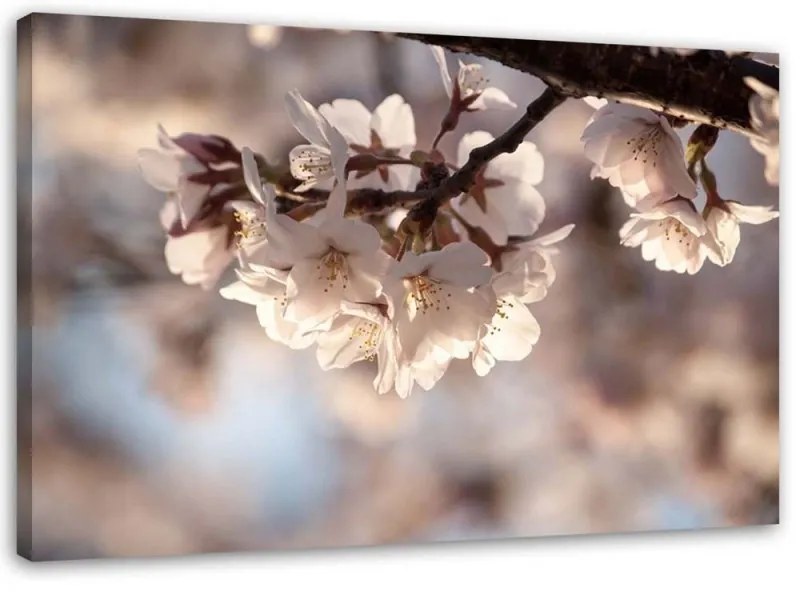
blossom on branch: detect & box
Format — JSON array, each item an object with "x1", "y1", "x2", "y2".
[
  {"x1": 319, "y1": 95, "x2": 417, "y2": 191},
  {"x1": 581, "y1": 103, "x2": 697, "y2": 208},
  {"x1": 430, "y1": 46, "x2": 516, "y2": 111},
  {"x1": 472, "y1": 224, "x2": 573, "y2": 376},
  {"x1": 619, "y1": 197, "x2": 718, "y2": 275},
  {"x1": 451, "y1": 130, "x2": 546, "y2": 246},
  {"x1": 241, "y1": 144, "x2": 393, "y2": 332},
  {"x1": 162, "y1": 205, "x2": 236, "y2": 289},
  {"x1": 139, "y1": 43, "x2": 777, "y2": 400},
  {"x1": 704, "y1": 199, "x2": 779, "y2": 266},
  {"x1": 314, "y1": 301, "x2": 398, "y2": 395},
  {"x1": 138, "y1": 124, "x2": 241, "y2": 227},
  {"x1": 138, "y1": 126, "x2": 247, "y2": 289},
  {"x1": 286, "y1": 89, "x2": 350, "y2": 191},
  {"x1": 386, "y1": 241, "x2": 494, "y2": 397},
  {"x1": 220, "y1": 266, "x2": 317, "y2": 350}
]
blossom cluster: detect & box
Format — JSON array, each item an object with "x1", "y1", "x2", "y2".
[
  {"x1": 138, "y1": 47, "x2": 572, "y2": 397},
  {"x1": 580, "y1": 99, "x2": 778, "y2": 274},
  {"x1": 137, "y1": 45, "x2": 778, "y2": 396}
]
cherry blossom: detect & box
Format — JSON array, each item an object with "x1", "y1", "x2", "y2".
[
  {"x1": 581, "y1": 103, "x2": 697, "y2": 207},
  {"x1": 497, "y1": 224, "x2": 575, "y2": 303},
  {"x1": 394, "y1": 348, "x2": 452, "y2": 399},
  {"x1": 704, "y1": 200, "x2": 779, "y2": 266},
  {"x1": 231, "y1": 147, "x2": 320, "y2": 269},
  {"x1": 135, "y1": 43, "x2": 781, "y2": 401},
  {"x1": 472, "y1": 224, "x2": 573, "y2": 376},
  {"x1": 619, "y1": 197, "x2": 718, "y2": 274},
  {"x1": 744, "y1": 76, "x2": 779, "y2": 186},
  {"x1": 249, "y1": 136, "x2": 395, "y2": 335},
  {"x1": 314, "y1": 301, "x2": 398, "y2": 395},
  {"x1": 160, "y1": 200, "x2": 235, "y2": 289},
  {"x1": 237, "y1": 145, "x2": 393, "y2": 333},
  {"x1": 285, "y1": 89, "x2": 350, "y2": 191},
  {"x1": 220, "y1": 266, "x2": 317, "y2": 349},
  {"x1": 451, "y1": 131, "x2": 546, "y2": 246},
  {"x1": 247, "y1": 24, "x2": 283, "y2": 50},
  {"x1": 280, "y1": 189, "x2": 394, "y2": 331},
  {"x1": 472, "y1": 290, "x2": 540, "y2": 377},
  {"x1": 430, "y1": 46, "x2": 516, "y2": 111},
  {"x1": 387, "y1": 241, "x2": 494, "y2": 396},
  {"x1": 319, "y1": 94, "x2": 417, "y2": 191},
  {"x1": 138, "y1": 124, "x2": 240, "y2": 227}
]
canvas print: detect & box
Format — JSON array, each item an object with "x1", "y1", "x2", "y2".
[{"x1": 17, "y1": 13, "x2": 779, "y2": 560}]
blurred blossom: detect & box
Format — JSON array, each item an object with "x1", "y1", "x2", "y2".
[{"x1": 247, "y1": 24, "x2": 283, "y2": 50}]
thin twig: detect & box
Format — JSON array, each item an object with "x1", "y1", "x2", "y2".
[{"x1": 345, "y1": 87, "x2": 565, "y2": 213}]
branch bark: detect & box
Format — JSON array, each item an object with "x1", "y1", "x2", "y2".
[
  {"x1": 398, "y1": 34, "x2": 778, "y2": 139},
  {"x1": 347, "y1": 87, "x2": 565, "y2": 214}
]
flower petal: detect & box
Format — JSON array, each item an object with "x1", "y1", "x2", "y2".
[
  {"x1": 318, "y1": 99, "x2": 372, "y2": 146},
  {"x1": 534, "y1": 224, "x2": 575, "y2": 247},
  {"x1": 284, "y1": 258, "x2": 345, "y2": 330},
  {"x1": 481, "y1": 296, "x2": 541, "y2": 362},
  {"x1": 164, "y1": 226, "x2": 233, "y2": 289},
  {"x1": 488, "y1": 141, "x2": 544, "y2": 185},
  {"x1": 452, "y1": 194, "x2": 509, "y2": 246},
  {"x1": 320, "y1": 216, "x2": 382, "y2": 254},
  {"x1": 488, "y1": 180, "x2": 546, "y2": 237},
  {"x1": 241, "y1": 146, "x2": 267, "y2": 204},
  {"x1": 427, "y1": 241, "x2": 492, "y2": 287},
  {"x1": 430, "y1": 46, "x2": 453, "y2": 97},
  {"x1": 727, "y1": 201, "x2": 779, "y2": 225},
  {"x1": 457, "y1": 131, "x2": 495, "y2": 167},
  {"x1": 371, "y1": 94, "x2": 416, "y2": 150},
  {"x1": 471, "y1": 86, "x2": 517, "y2": 110},
  {"x1": 315, "y1": 316, "x2": 372, "y2": 369},
  {"x1": 137, "y1": 149, "x2": 182, "y2": 192},
  {"x1": 256, "y1": 299, "x2": 316, "y2": 349},
  {"x1": 285, "y1": 89, "x2": 329, "y2": 147},
  {"x1": 176, "y1": 177, "x2": 208, "y2": 226}
]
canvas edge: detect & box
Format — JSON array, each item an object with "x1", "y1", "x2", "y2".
[{"x1": 16, "y1": 11, "x2": 34, "y2": 562}]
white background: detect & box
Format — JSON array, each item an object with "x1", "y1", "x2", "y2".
[{"x1": 2, "y1": 0, "x2": 795, "y2": 589}]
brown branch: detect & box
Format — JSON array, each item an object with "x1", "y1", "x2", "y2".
[
  {"x1": 346, "y1": 87, "x2": 565, "y2": 214},
  {"x1": 398, "y1": 34, "x2": 778, "y2": 139}
]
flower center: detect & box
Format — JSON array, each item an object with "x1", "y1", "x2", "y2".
[
  {"x1": 487, "y1": 298, "x2": 514, "y2": 337},
  {"x1": 349, "y1": 320, "x2": 382, "y2": 361},
  {"x1": 291, "y1": 147, "x2": 332, "y2": 180},
  {"x1": 317, "y1": 249, "x2": 349, "y2": 292},
  {"x1": 405, "y1": 276, "x2": 452, "y2": 314},
  {"x1": 626, "y1": 124, "x2": 664, "y2": 166},
  {"x1": 658, "y1": 218, "x2": 693, "y2": 246},
  {"x1": 232, "y1": 209, "x2": 266, "y2": 246},
  {"x1": 458, "y1": 64, "x2": 488, "y2": 97}
]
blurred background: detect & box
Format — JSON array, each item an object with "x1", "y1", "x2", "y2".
[{"x1": 19, "y1": 13, "x2": 779, "y2": 560}]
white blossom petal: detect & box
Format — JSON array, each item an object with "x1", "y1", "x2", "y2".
[
  {"x1": 137, "y1": 149, "x2": 182, "y2": 192},
  {"x1": 726, "y1": 201, "x2": 779, "y2": 225},
  {"x1": 370, "y1": 94, "x2": 416, "y2": 150},
  {"x1": 256, "y1": 299, "x2": 317, "y2": 349},
  {"x1": 318, "y1": 99, "x2": 372, "y2": 146},
  {"x1": 285, "y1": 89, "x2": 329, "y2": 147},
  {"x1": 430, "y1": 46, "x2": 453, "y2": 98},
  {"x1": 164, "y1": 225, "x2": 234, "y2": 289},
  {"x1": 470, "y1": 86, "x2": 517, "y2": 110},
  {"x1": 426, "y1": 242, "x2": 492, "y2": 287},
  {"x1": 488, "y1": 141, "x2": 544, "y2": 186}
]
